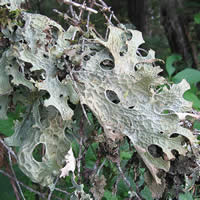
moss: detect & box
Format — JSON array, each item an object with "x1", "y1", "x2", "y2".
[{"x1": 0, "y1": 7, "x2": 23, "y2": 28}]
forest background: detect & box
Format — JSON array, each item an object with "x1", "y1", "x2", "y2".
[{"x1": 0, "y1": 0, "x2": 200, "y2": 199}]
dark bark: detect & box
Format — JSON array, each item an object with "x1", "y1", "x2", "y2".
[
  {"x1": 160, "y1": 0, "x2": 198, "y2": 68},
  {"x1": 127, "y1": 0, "x2": 149, "y2": 34}
]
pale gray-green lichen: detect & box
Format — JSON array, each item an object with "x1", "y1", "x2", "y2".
[
  {"x1": 1, "y1": 3, "x2": 198, "y2": 187},
  {"x1": 75, "y1": 26, "x2": 197, "y2": 184},
  {"x1": 5, "y1": 101, "x2": 72, "y2": 187},
  {"x1": 1, "y1": 8, "x2": 79, "y2": 187}
]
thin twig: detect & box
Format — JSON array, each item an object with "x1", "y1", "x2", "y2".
[
  {"x1": 70, "y1": 5, "x2": 76, "y2": 18},
  {"x1": 116, "y1": 162, "x2": 142, "y2": 200},
  {"x1": 86, "y1": 0, "x2": 95, "y2": 32},
  {"x1": 90, "y1": 27, "x2": 105, "y2": 40},
  {"x1": 113, "y1": 175, "x2": 121, "y2": 196},
  {"x1": 47, "y1": 176, "x2": 60, "y2": 200},
  {"x1": 86, "y1": 11, "x2": 91, "y2": 32},
  {"x1": 102, "y1": 12, "x2": 114, "y2": 26},
  {"x1": 7, "y1": 150, "x2": 25, "y2": 200},
  {"x1": 0, "y1": 139, "x2": 26, "y2": 199},
  {"x1": 96, "y1": 159, "x2": 106, "y2": 176},
  {"x1": 78, "y1": 0, "x2": 86, "y2": 20},
  {"x1": 0, "y1": 170, "x2": 46, "y2": 199},
  {"x1": 77, "y1": 136, "x2": 83, "y2": 181},
  {"x1": 55, "y1": 187, "x2": 70, "y2": 195},
  {"x1": 96, "y1": 0, "x2": 120, "y2": 24},
  {"x1": 0, "y1": 139, "x2": 18, "y2": 160},
  {"x1": 68, "y1": 70, "x2": 91, "y2": 125},
  {"x1": 77, "y1": 118, "x2": 84, "y2": 183},
  {"x1": 63, "y1": 0, "x2": 98, "y2": 14},
  {"x1": 7, "y1": 168, "x2": 21, "y2": 200},
  {"x1": 105, "y1": 11, "x2": 113, "y2": 40}
]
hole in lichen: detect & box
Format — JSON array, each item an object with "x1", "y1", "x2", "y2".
[
  {"x1": 157, "y1": 169, "x2": 165, "y2": 178},
  {"x1": 43, "y1": 54, "x2": 49, "y2": 59},
  {"x1": 0, "y1": 105, "x2": 2, "y2": 110},
  {"x1": 90, "y1": 52, "x2": 96, "y2": 56},
  {"x1": 128, "y1": 106, "x2": 135, "y2": 109},
  {"x1": 100, "y1": 59, "x2": 114, "y2": 70},
  {"x1": 170, "y1": 133, "x2": 179, "y2": 138},
  {"x1": 57, "y1": 68, "x2": 68, "y2": 82},
  {"x1": 74, "y1": 65, "x2": 81, "y2": 71},
  {"x1": 126, "y1": 31, "x2": 132, "y2": 41},
  {"x1": 83, "y1": 55, "x2": 90, "y2": 61},
  {"x1": 134, "y1": 65, "x2": 139, "y2": 72},
  {"x1": 171, "y1": 149, "x2": 179, "y2": 158},
  {"x1": 67, "y1": 99, "x2": 77, "y2": 110},
  {"x1": 105, "y1": 90, "x2": 120, "y2": 104},
  {"x1": 148, "y1": 144, "x2": 164, "y2": 158},
  {"x1": 32, "y1": 143, "x2": 46, "y2": 162},
  {"x1": 30, "y1": 69, "x2": 46, "y2": 82},
  {"x1": 13, "y1": 25, "x2": 18, "y2": 32},
  {"x1": 53, "y1": 134, "x2": 59, "y2": 140},
  {"x1": 160, "y1": 131, "x2": 164, "y2": 134},
  {"x1": 150, "y1": 85, "x2": 166, "y2": 95},
  {"x1": 170, "y1": 133, "x2": 190, "y2": 146},
  {"x1": 50, "y1": 25, "x2": 59, "y2": 41},
  {"x1": 60, "y1": 94, "x2": 63, "y2": 98},
  {"x1": 136, "y1": 44, "x2": 149, "y2": 57},
  {"x1": 120, "y1": 45, "x2": 128, "y2": 56},
  {"x1": 89, "y1": 44, "x2": 103, "y2": 52},
  {"x1": 161, "y1": 110, "x2": 171, "y2": 114}
]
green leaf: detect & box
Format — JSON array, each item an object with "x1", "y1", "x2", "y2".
[
  {"x1": 179, "y1": 192, "x2": 193, "y2": 200},
  {"x1": 183, "y1": 90, "x2": 200, "y2": 110},
  {"x1": 117, "y1": 179, "x2": 129, "y2": 198},
  {"x1": 194, "y1": 13, "x2": 200, "y2": 24},
  {"x1": 194, "y1": 121, "x2": 200, "y2": 130},
  {"x1": 103, "y1": 190, "x2": 118, "y2": 200},
  {"x1": 0, "y1": 118, "x2": 14, "y2": 136},
  {"x1": 120, "y1": 151, "x2": 132, "y2": 160},
  {"x1": 166, "y1": 54, "x2": 182, "y2": 77},
  {"x1": 85, "y1": 143, "x2": 98, "y2": 168},
  {"x1": 141, "y1": 186, "x2": 153, "y2": 200},
  {"x1": 0, "y1": 104, "x2": 25, "y2": 136},
  {"x1": 87, "y1": 112, "x2": 94, "y2": 124},
  {"x1": 172, "y1": 68, "x2": 200, "y2": 85}
]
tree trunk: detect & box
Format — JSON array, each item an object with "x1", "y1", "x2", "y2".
[
  {"x1": 127, "y1": 0, "x2": 149, "y2": 34},
  {"x1": 160, "y1": 0, "x2": 198, "y2": 68}
]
